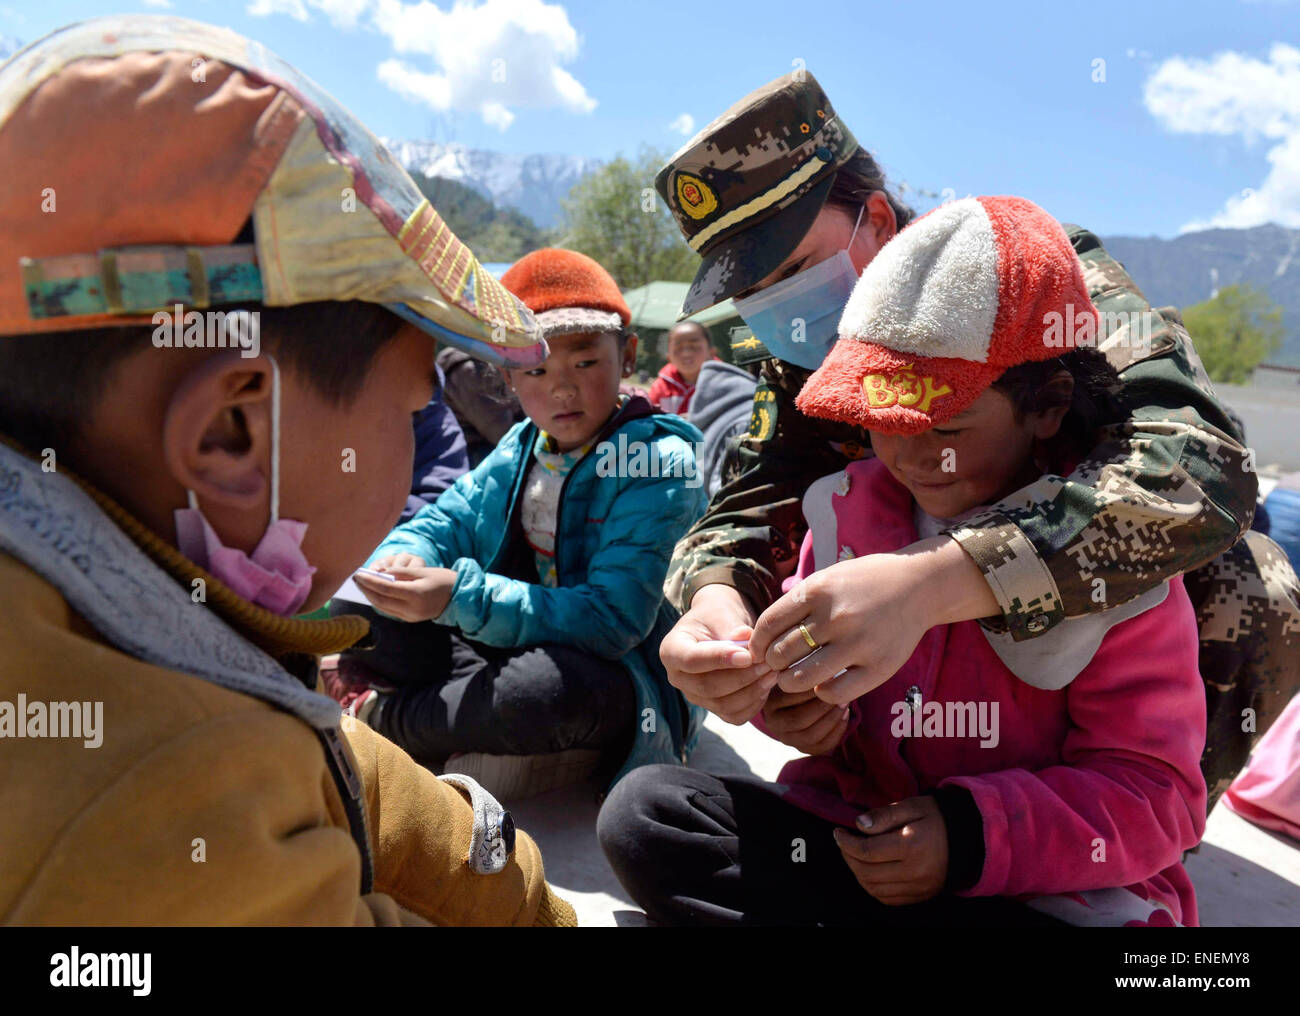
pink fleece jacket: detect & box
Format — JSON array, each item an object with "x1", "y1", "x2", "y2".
[{"x1": 773, "y1": 457, "x2": 1208, "y2": 925}]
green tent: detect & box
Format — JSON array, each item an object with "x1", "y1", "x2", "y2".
[{"x1": 622, "y1": 281, "x2": 744, "y2": 376}]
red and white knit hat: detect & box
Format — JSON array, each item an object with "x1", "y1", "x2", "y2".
[
  {"x1": 796, "y1": 195, "x2": 1099, "y2": 435},
  {"x1": 501, "y1": 248, "x2": 631, "y2": 341}
]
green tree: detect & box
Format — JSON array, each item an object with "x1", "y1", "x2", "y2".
[
  {"x1": 1182, "y1": 284, "x2": 1285, "y2": 385},
  {"x1": 557, "y1": 146, "x2": 699, "y2": 289}
]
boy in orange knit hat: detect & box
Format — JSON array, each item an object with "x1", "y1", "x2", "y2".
[{"x1": 337, "y1": 249, "x2": 710, "y2": 799}]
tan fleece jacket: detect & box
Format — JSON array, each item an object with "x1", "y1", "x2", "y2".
[{"x1": 0, "y1": 488, "x2": 575, "y2": 926}]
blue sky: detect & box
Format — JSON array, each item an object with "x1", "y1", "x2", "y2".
[{"x1": 3, "y1": 0, "x2": 1298, "y2": 237}]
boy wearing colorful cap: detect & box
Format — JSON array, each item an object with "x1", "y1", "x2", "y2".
[
  {"x1": 0, "y1": 17, "x2": 575, "y2": 925},
  {"x1": 601, "y1": 197, "x2": 1207, "y2": 927},
  {"x1": 341, "y1": 248, "x2": 709, "y2": 798}
]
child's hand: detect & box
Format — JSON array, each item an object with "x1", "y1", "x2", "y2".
[
  {"x1": 369, "y1": 553, "x2": 426, "y2": 572},
  {"x1": 761, "y1": 687, "x2": 850, "y2": 755},
  {"x1": 354, "y1": 562, "x2": 457, "y2": 622},
  {"x1": 833, "y1": 796, "x2": 949, "y2": 906}
]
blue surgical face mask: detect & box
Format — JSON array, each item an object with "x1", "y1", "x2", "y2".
[{"x1": 732, "y1": 205, "x2": 865, "y2": 371}]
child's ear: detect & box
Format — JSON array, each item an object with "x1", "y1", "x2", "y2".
[
  {"x1": 161, "y1": 352, "x2": 274, "y2": 511},
  {"x1": 1029, "y1": 371, "x2": 1074, "y2": 441},
  {"x1": 621, "y1": 332, "x2": 639, "y2": 377}
]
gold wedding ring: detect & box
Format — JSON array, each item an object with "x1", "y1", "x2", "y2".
[{"x1": 798, "y1": 622, "x2": 818, "y2": 651}]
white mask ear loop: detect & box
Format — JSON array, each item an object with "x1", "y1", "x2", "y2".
[
  {"x1": 847, "y1": 203, "x2": 866, "y2": 250},
  {"x1": 267, "y1": 354, "x2": 282, "y2": 525},
  {"x1": 184, "y1": 356, "x2": 282, "y2": 525}
]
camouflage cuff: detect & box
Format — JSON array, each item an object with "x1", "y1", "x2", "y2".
[
  {"x1": 680, "y1": 565, "x2": 773, "y2": 620},
  {"x1": 945, "y1": 513, "x2": 1067, "y2": 642}
]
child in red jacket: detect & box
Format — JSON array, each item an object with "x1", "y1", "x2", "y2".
[
  {"x1": 599, "y1": 196, "x2": 1207, "y2": 927},
  {"x1": 648, "y1": 321, "x2": 715, "y2": 415}
]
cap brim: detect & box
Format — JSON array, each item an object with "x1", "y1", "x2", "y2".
[
  {"x1": 533, "y1": 307, "x2": 625, "y2": 340},
  {"x1": 679, "y1": 175, "x2": 834, "y2": 318},
  {"x1": 795, "y1": 340, "x2": 1002, "y2": 436},
  {"x1": 386, "y1": 302, "x2": 548, "y2": 368}
]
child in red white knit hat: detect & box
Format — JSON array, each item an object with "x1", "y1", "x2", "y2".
[
  {"x1": 342, "y1": 248, "x2": 709, "y2": 799},
  {"x1": 599, "y1": 198, "x2": 1208, "y2": 928},
  {"x1": 768, "y1": 196, "x2": 1208, "y2": 925}
]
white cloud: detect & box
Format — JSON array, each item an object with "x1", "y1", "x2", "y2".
[
  {"x1": 668, "y1": 112, "x2": 694, "y2": 136},
  {"x1": 248, "y1": 0, "x2": 595, "y2": 130},
  {"x1": 247, "y1": 0, "x2": 377, "y2": 29},
  {"x1": 142, "y1": 0, "x2": 174, "y2": 9},
  {"x1": 247, "y1": 0, "x2": 311, "y2": 20},
  {"x1": 370, "y1": 0, "x2": 596, "y2": 130},
  {"x1": 1144, "y1": 42, "x2": 1300, "y2": 229}
]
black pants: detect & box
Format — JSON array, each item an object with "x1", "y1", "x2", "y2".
[
  {"x1": 332, "y1": 601, "x2": 635, "y2": 769},
  {"x1": 597, "y1": 765, "x2": 1065, "y2": 927}
]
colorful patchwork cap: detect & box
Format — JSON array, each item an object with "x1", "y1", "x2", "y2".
[
  {"x1": 0, "y1": 15, "x2": 545, "y2": 367},
  {"x1": 655, "y1": 71, "x2": 859, "y2": 318},
  {"x1": 796, "y1": 196, "x2": 1099, "y2": 435}
]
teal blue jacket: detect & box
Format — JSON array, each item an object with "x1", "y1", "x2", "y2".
[{"x1": 370, "y1": 397, "x2": 710, "y2": 786}]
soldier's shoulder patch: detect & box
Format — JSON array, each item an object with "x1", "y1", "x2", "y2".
[{"x1": 748, "y1": 379, "x2": 778, "y2": 441}]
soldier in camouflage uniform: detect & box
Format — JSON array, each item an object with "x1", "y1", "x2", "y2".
[{"x1": 654, "y1": 72, "x2": 1300, "y2": 810}]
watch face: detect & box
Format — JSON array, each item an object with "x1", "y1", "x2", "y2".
[{"x1": 500, "y1": 811, "x2": 516, "y2": 857}]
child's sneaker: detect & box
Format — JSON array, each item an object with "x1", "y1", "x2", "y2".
[{"x1": 442, "y1": 749, "x2": 603, "y2": 800}]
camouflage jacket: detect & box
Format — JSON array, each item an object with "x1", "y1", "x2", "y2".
[{"x1": 665, "y1": 225, "x2": 1258, "y2": 642}]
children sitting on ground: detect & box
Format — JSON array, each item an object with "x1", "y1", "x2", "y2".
[
  {"x1": 332, "y1": 248, "x2": 709, "y2": 799},
  {"x1": 648, "y1": 321, "x2": 716, "y2": 415},
  {"x1": 599, "y1": 196, "x2": 1208, "y2": 927},
  {"x1": 0, "y1": 15, "x2": 574, "y2": 926}
]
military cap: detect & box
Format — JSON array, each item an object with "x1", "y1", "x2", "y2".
[{"x1": 656, "y1": 71, "x2": 859, "y2": 318}]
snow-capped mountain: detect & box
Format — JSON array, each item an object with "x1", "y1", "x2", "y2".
[{"x1": 384, "y1": 139, "x2": 602, "y2": 229}]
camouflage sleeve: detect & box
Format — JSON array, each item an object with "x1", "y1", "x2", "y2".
[
  {"x1": 663, "y1": 358, "x2": 855, "y2": 614},
  {"x1": 947, "y1": 224, "x2": 1258, "y2": 641}
]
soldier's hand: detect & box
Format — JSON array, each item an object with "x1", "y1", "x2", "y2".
[
  {"x1": 659, "y1": 584, "x2": 778, "y2": 724},
  {"x1": 748, "y1": 536, "x2": 998, "y2": 705},
  {"x1": 761, "y1": 687, "x2": 850, "y2": 755}
]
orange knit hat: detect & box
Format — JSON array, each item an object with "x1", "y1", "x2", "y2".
[{"x1": 501, "y1": 248, "x2": 631, "y2": 340}]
